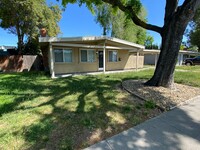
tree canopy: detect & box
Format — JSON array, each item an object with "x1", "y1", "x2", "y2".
[
  {"x1": 0, "y1": 0, "x2": 62, "y2": 53},
  {"x1": 93, "y1": 2, "x2": 147, "y2": 45},
  {"x1": 111, "y1": 6, "x2": 147, "y2": 45},
  {"x1": 94, "y1": 3, "x2": 112, "y2": 36},
  {"x1": 187, "y1": 8, "x2": 200, "y2": 51}
]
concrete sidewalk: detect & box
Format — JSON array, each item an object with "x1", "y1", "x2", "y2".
[{"x1": 84, "y1": 97, "x2": 200, "y2": 150}]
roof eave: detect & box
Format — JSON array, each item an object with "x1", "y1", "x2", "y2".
[{"x1": 39, "y1": 36, "x2": 145, "y2": 50}]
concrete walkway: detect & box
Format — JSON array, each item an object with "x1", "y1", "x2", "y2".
[{"x1": 84, "y1": 97, "x2": 200, "y2": 150}]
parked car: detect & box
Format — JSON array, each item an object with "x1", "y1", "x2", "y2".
[{"x1": 185, "y1": 56, "x2": 200, "y2": 66}]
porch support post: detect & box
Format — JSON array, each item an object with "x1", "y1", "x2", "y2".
[
  {"x1": 103, "y1": 42, "x2": 106, "y2": 73},
  {"x1": 49, "y1": 43, "x2": 55, "y2": 78},
  {"x1": 155, "y1": 53, "x2": 158, "y2": 67},
  {"x1": 136, "y1": 51, "x2": 139, "y2": 71}
]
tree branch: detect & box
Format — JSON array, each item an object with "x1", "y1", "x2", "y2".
[
  {"x1": 102, "y1": 0, "x2": 162, "y2": 34},
  {"x1": 164, "y1": 0, "x2": 179, "y2": 24},
  {"x1": 176, "y1": 0, "x2": 200, "y2": 22}
]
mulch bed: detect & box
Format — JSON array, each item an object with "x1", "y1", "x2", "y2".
[{"x1": 122, "y1": 80, "x2": 200, "y2": 109}]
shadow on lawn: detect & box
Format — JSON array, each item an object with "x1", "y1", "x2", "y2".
[
  {"x1": 23, "y1": 76, "x2": 128, "y2": 150},
  {"x1": 0, "y1": 72, "x2": 200, "y2": 150},
  {"x1": 0, "y1": 73, "x2": 128, "y2": 149}
]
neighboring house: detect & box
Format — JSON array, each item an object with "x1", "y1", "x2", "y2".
[
  {"x1": 0, "y1": 46, "x2": 17, "y2": 56},
  {"x1": 143, "y1": 49, "x2": 200, "y2": 66},
  {"x1": 39, "y1": 36, "x2": 145, "y2": 78}
]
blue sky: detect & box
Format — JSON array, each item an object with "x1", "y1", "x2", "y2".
[{"x1": 0, "y1": 0, "x2": 185, "y2": 46}]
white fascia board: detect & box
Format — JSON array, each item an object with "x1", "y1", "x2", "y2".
[
  {"x1": 51, "y1": 43, "x2": 104, "y2": 49},
  {"x1": 39, "y1": 36, "x2": 145, "y2": 50},
  {"x1": 51, "y1": 43, "x2": 141, "y2": 51},
  {"x1": 143, "y1": 49, "x2": 200, "y2": 55},
  {"x1": 143, "y1": 49, "x2": 160, "y2": 54},
  {"x1": 39, "y1": 36, "x2": 106, "y2": 43},
  {"x1": 179, "y1": 50, "x2": 200, "y2": 55},
  {"x1": 106, "y1": 37, "x2": 145, "y2": 49}
]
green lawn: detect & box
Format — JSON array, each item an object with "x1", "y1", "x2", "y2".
[
  {"x1": 176, "y1": 65, "x2": 200, "y2": 71},
  {"x1": 175, "y1": 65, "x2": 200, "y2": 87},
  {"x1": 0, "y1": 67, "x2": 200, "y2": 149}
]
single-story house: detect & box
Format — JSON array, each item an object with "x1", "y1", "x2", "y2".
[
  {"x1": 143, "y1": 49, "x2": 200, "y2": 66},
  {"x1": 39, "y1": 36, "x2": 145, "y2": 78},
  {"x1": 0, "y1": 46, "x2": 17, "y2": 56}
]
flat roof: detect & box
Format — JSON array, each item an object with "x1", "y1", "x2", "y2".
[
  {"x1": 143, "y1": 49, "x2": 200, "y2": 55},
  {"x1": 39, "y1": 36, "x2": 145, "y2": 49}
]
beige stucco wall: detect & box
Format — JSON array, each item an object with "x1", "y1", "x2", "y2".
[
  {"x1": 50, "y1": 46, "x2": 144, "y2": 74},
  {"x1": 106, "y1": 51, "x2": 144, "y2": 71},
  {"x1": 53, "y1": 47, "x2": 99, "y2": 74}
]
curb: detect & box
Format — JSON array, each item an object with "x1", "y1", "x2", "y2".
[{"x1": 169, "y1": 95, "x2": 200, "y2": 110}]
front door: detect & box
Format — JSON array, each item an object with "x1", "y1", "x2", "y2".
[{"x1": 98, "y1": 51, "x2": 103, "y2": 70}]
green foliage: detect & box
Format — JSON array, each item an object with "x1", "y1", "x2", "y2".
[
  {"x1": 23, "y1": 37, "x2": 41, "y2": 55},
  {"x1": 145, "y1": 35, "x2": 154, "y2": 46},
  {"x1": 67, "y1": 0, "x2": 146, "y2": 44},
  {"x1": 127, "y1": 0, "x2": 142, "y2": 14},
  {"x1": 112, "y1": 7, "x2": 147, "y2": 44},
  {"x1": 187, "y1": 8, "x2": 200, "y2": 51},
  {"x1": 144, "y1": 100, "x2": 156, "y2": 109},
  {"x1": 180, "y1": 44, "x2": 185, "y2": 50},
  {"x1": 94, "y1": 3, "x2": 112, "y2": 35},
  {"x1": 93, "y1": 2, "x2": 147, "y2": 44},
  {"x1": 0, "y1": 0, "x2": 62, "y2": 52},
  {"x1": 144, "y1": 35, "x2": 159, "y2": 49},
  {"x1": 145, "y1": 44, "x2": 159, "y2": 49},
  {"x1": 111, "y1": 7, "x2": 147, "y2": 44}
]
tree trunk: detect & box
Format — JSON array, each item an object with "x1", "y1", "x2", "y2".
[
  {"x1": 17, "y1": 35, "x2": 24, "y2": 54},
  {"x1": 16, "y1": 23, "x2": 24, "y2": 54},
  {"x1": 103, "y1": 27, "x2": 106, "y2": 36},
  {"x1": 145, "y1": 16, "x2": 191, "y2": 88}
]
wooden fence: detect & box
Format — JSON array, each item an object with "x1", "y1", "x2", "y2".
[{"x1": 0, "y1": 55, "x2": 42, "y2": 72}]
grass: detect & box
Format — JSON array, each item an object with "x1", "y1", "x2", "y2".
[
  {"x1": 0, "y1": 70, "x2": 155, "y2": 150},
  {"x1": 175, "y1": 65, "x2": 200, "y2": 71},
  {"x1": 0, "y1": 66, "x2": 200, "y2": 149},
  {"x1": 175, "y1": 66, "x2": 200, "y2": 87}
]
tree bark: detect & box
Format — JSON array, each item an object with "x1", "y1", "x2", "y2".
[
  {"x1": 103, "y1": 27, "x2": 106, "y2": 36},
  {"x1": 145, "y1": 20, "x2": 185, "y2": 88},
  {"x1": 16, "y1": 23, "x2": 24, "y2": 54}
]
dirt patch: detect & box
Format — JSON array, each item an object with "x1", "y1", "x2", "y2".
[{"x1": 122, "y1": 80, "x2": 200, "y2": 109}]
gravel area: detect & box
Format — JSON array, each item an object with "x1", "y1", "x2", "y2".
[{"x1": 122, "y1": 80, "x2": 200, "y2": 109}]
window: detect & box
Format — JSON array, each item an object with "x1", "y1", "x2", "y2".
[
  {"x1": 80, "y1": 49, "x2": 95, "y2": 62},
  {"x1": 109, "y1": 51, "x2": 118, "y2": 62},
  {"x1": 54, "y1": 49, "x2": 72, "y2": 63},
  {"x1": 54, "y1": 49, "x2": 63, "y2": 62},
  {"x1": 63, "y1": 50, "x2": 72, "y2": 62},
  {"x1": 195, "y1": 56, "x2": 200, "y2": 60}
]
